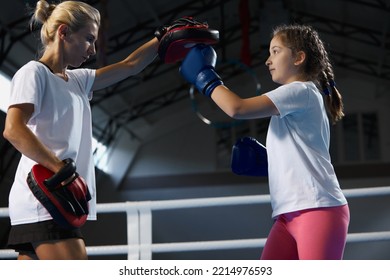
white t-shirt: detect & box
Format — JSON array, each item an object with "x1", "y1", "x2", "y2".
[
  {"x1": 264, "y1": 81, "x2": 347, "y2": 218},
  {"x1": 8, "y1": 61, "x2": 97, "y2": 225}
]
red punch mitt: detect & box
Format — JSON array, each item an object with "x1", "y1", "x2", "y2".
[
  {"x1": 157, "y1": 17, "x2": 219, "y2": 64},
  {"x1": 27, "y1": 158, "x2": 91, "y2": 229}
]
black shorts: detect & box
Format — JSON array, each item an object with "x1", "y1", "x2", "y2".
[{"x1": 7, "y1": 220, "x2": 84, "y2": 254}]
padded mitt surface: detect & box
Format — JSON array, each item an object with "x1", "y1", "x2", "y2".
[
  {"x1": 27, "y1": 159, "x2": 91, "y2": 229},
  {"x1": 158, "y1": 17, "x2": 219, "y2": 63}
]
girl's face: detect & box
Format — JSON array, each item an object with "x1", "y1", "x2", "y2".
[
  {"x1": 63, "y1": 22, "x2": 99, "y2": 68},
  {"x1": 265, "y1": 35, "x2": 305, "y2": 85}
]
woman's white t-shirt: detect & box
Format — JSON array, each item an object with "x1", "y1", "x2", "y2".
[
  {"x1": 8, "y1": 61, "x2": 97, "y2": 225},
  {"x1": 264, "y1": 81, "x2": 347, "y2": 218}
]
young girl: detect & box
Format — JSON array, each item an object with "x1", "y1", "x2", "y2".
[
  {"x1": 3, "y1": 0, "x2": 159, "y2": 259},
  {"x1": 180, "y1": 24, "x2": 350, "y2": 260}
]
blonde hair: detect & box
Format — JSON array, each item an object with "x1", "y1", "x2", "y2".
[
  {"x1": 31, "y1": 0, "x2": 100, "y2": 48},
  {"x1": 273, "y1": 24, "x2": 344, "y2": 124}
]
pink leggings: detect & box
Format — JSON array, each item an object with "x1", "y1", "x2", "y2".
[{"x1": 260, "y1": 205, "x2": 350, "y2": 260}]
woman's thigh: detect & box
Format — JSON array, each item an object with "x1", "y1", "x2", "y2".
[{"x1": 33, "y1": 238, "x2": 88, "y2": 260}]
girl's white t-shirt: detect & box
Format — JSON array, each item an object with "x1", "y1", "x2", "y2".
[
  {"x1": 8, "y1": 61, "x2": 97, "y2": 225},
  {"x1": 264, "y1": 81, "x2": 347, "y2": 218}
]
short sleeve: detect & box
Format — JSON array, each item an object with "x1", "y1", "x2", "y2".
[
  {"x1": 9, "y1": 62, "x2": 46, "y2": 119},
  {"x1": 264, "y1": 82, "x2": 310, "y2": 118}
]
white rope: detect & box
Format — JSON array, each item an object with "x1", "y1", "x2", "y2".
[
  {"x1": 2, "y1": 186, "x2": 390, "y2": 217},
  {"x1": 73, "y1": 231, "x2": 390, "y2": 255},
  {"x1": 342, "y1": 186, "x2": 390, "y2": 198},
  {"x1": 0, "y1": 208, "x2": 8, "y2": 217},
  {"x1": 95, "y1": 195, "x2": 271, "y2": 214},
  {"x1": 347, "y1": 231, "x2": 390, "y2": 243},
  {"x1": 152, "y1": 238, "x2": 268, "y2": 253},
  {"x1": 85, "y1": 239, "x2": 267, "y2": 256},
  {"x1": 95, "y1": 186, "x2": 390, "y2": 213},
  {"x1": 0, "y1": 250, "x2": 17, "y2": 259}
]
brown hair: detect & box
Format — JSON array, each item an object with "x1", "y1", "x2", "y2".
[{"x1": 272, "y1": 24, "x2": 344, "y2": 124}]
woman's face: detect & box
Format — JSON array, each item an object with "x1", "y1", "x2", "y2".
[
  {"x1": 64, "y1": 22, "x2": 99, "y2": 67},
  {"x1": 265, "y1": 35, "x2": 304, "y2": 85}
]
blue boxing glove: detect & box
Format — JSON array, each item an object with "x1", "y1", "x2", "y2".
[
  {"x1": 179, "y1": 44, "x2": 223, "y2": 97},
  {"x1": 231, "y1": 137, "x2": 268, "y2": 177}
]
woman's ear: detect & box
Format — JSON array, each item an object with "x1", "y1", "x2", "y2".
[
  {"x1": 294, "y1": 51, "x2": 306, "y2": 66},
  {"x1": 58, "y1": 24, "x2": 69, "y2": 39}
]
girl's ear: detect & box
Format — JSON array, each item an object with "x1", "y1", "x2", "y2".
[{"x1": 294, "y1": 51, "x2": 306, "y2": 66}]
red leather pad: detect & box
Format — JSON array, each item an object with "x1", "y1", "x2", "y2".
[
  {"x1": 27, "y1": 163, "x2": 90, "y2": 228},
  {"x1": 158, "y1": 26, "x2": 219, "y2": 64}
]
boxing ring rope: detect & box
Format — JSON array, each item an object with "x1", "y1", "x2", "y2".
[{"x1": 1, "y1": 185, "x2": 390, "y2": 259}]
